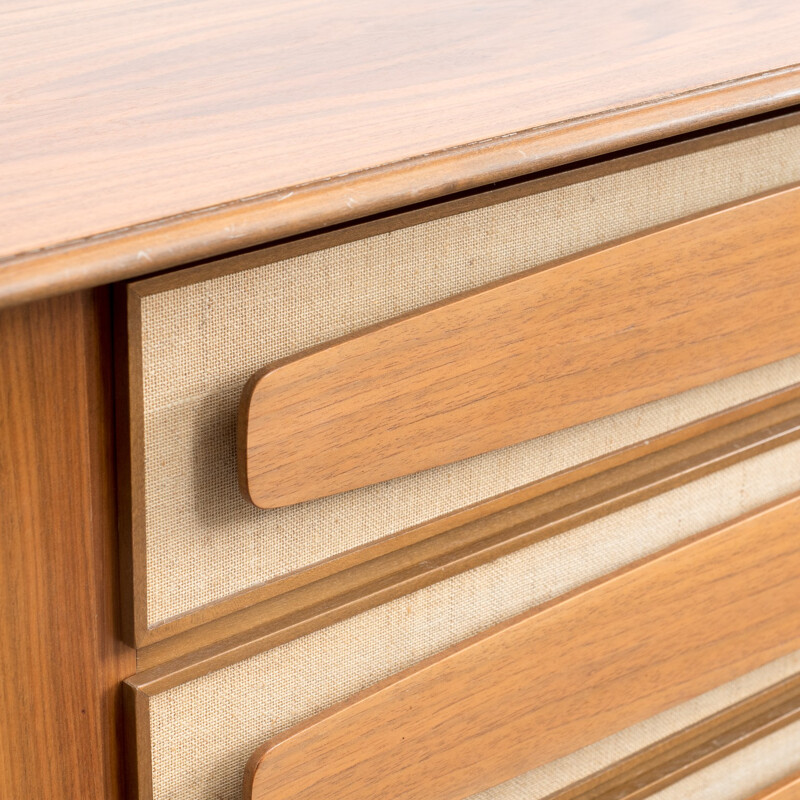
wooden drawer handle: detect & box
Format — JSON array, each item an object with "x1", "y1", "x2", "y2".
[
  {"x1": 244, "y1": 492, "x2": 800, "y2": 800},
  {"x1": 238, "y1": 184, "x2": 800, "y2": 508}
]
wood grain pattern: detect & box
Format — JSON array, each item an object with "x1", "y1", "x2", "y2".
[
  {"x1": 131, "y1": 386, "x2": 800, "y2": 681},
  {"x1": 0, "y1": 291, "x2": 135, "y2": 798},
  {"x1": 2, "y1": 3, "x2": 800, "y2": 307},
  {"x1": 240, "y1": 184, "x2": 800, "y2": 508},
  {"x1": 244, "y1": 492, "x2": 800, "y2": 800},
  {"x1": 752, "y1": 773, "x2": 800, "y2": 800},
  {"x1": 549, "y1": 674, "x2": 800, "y2": 800}
]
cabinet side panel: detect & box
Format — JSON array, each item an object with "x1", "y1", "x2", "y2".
[{"x1": 0, "y1": 290, "x2": 135, "y2": 798}]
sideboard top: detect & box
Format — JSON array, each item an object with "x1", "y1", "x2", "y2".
[{"x1": 2, "y1": 0, "x2": 800, "y2": 306}]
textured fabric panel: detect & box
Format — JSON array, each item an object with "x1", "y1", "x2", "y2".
[
  {"x1": 140, "y1": 123, "x2": 800, "y2": 626},
  {"x1": 643, "y1": 719, "x2": 800, "y2": 800},
  {"x1": 148, "y1": 439, "x2": 800, "y2": 800}
]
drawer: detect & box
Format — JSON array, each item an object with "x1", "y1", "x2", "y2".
[
  {"x1": 118, "y1": 114, "x2": 800, "y2": 647},
  {"x1": 125, "y1": 440, "x2": 800, "y2": 800},
  {"x1": 242, "y1": 493, "x2": 800, "y2": 800}
]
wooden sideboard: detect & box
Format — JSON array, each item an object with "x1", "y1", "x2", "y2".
[{"x1": 2, "y1": 3, "x2": 800, "y2": 799}]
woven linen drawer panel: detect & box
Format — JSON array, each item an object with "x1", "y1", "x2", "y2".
[
  {"x1": 123, "y1": 115, "x2": 800, "y2": 636},
  {"x1": 129, "y1": 437, "x2": 800, "y2": 800}
]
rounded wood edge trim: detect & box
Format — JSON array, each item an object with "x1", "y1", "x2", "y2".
[
  {"x1": 123, "y1": 684, "x2": 154, "y2": 800},
  {"x1": 1, "y1": 67, "x2": 799, "y2": 309},
  {"x1": 129, "y1": 105, "x2": 800, "y2": 299}
]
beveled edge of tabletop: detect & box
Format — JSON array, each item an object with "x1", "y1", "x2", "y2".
[{"x1": 1, "y1": 66, "x2": 799, "y2": 309}]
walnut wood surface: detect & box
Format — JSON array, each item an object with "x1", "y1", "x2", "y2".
[
  {"x1": 752, "y1": 773, "x2": 800, "y2": 800},
  {"x1": 2, "y1": 4, "x2": 800, "y2": 307},
  {"x1": 240, "y1": 184, "x2": 800, "y2": 508},
  {"x1": 245, "y1": 493, "x2": 800, "y2": 800},
  {"x1": 549, "y1": 674, "x2": 800, "y2": 800},
  {"x1": 131, "y1": 386, "x2": 800, "y2": 682},
  {"x1": 0, "y1": 291, "x2": 135, "y2": 798}
]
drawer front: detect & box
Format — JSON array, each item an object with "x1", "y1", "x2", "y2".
[
  {"x1": 244, "y1": 492, "x2": 800, "y2": 800},
  {"x1": 126, "y1": 440, "x2": 800, "y2": 800},
  {"x1": 121, "y1": 115, "x2": 800, "y2": 643}
]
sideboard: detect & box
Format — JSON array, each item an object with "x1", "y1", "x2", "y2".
[{"x1": 2, "y1": 3, "x2": 800, "y2": 799}]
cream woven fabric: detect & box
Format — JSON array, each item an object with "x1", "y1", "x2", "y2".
[
  {"x1": 638, "y1": 718, "x2": 800, "y2": 800},
  {"x1": 148, "y1": 439, "x2": 800, "y2": 800},
  {"x1": 140, "y1": 123, "x2": 800, "y2": 627}
]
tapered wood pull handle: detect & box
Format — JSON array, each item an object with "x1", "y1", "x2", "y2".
[{"x1": 238, "y1": 184, "x2": 800, "y2": 508}]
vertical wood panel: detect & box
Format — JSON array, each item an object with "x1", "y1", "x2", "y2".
[{"x1": 0, "y1": 291, "x2": 135, "y2": 797}]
